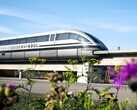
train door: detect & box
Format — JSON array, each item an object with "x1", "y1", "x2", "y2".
[
  {"x1": 39, "y1": 34, "x2": 58, "y2": 61},
  {"x1": 55, "y1": 33, "x2": 78, "y2": 61}
]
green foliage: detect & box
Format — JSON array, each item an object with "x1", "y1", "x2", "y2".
[
  {"x1": 87, "y1": 58, "x2": 100, "y2": 65},
  {"x1": 1, "y1": 57, "x2": 137, "y2": 110},
  {"x1": 14, "y1": 57, "x2": 46, "y2": 110},
  {"x1": 63, "y1": 71, "x2": 80, "y2": 86},
  {"x1": 80, "y1": 55, "x2": 100, "y2": 65},
  {"x1": 26, "y1": 79, "x2": 37, "y2": 85},
  {"x1": 68, "y1": 59, "x2": 78, "y2": 65},
  {"x1": 30, "y1": 97, "x2": 46, "y2": 110},
  {"x1": 29, "y1": 57, "x2": 45, "y2": 64}
]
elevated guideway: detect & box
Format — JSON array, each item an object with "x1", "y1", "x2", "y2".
[
  {"x1": 93, "y1": 49, "x2": 137, "y2": 57},
  {"x1": 0, "y1": 63, "x2": 85, "y2": 71},
  {"x1": 1, "y1": 49, "x2": 137, "y2": 83},
  {"x1": 1, "y1": 49, "x2": 137, "y2": 71},
  {"x1": 93, "y1": 49, "x2": 137, "y2": 65},
  {"x1": 0, "y1": 63, "x2": 91, "y2": 83}
]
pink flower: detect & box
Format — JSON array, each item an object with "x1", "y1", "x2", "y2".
[{"x1": 68, "y1": 91, "x2": 73, "y2": 95}]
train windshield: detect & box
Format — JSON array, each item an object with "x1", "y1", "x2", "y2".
[{"x1": 85, "y1": 32, "x2": 105, "y2": 45}]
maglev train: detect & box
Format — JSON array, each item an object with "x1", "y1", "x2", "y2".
[{"x1": 0, "y1": 29, "x2": 108, "y2": 62}]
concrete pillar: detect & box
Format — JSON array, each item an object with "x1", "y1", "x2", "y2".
[
  {"x1": 18, "y1": 70, "x2": 22, "y2": 79},
  {"x1": 77, "y1": 62, "x2": 90, "y2": 83}
]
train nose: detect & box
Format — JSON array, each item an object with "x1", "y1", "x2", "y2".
[{"x1": 99, "y1": 45, "x2": 108, "y2": 50}]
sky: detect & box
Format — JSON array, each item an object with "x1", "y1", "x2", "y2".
[{"x1": 0, "y1": 0, "x2": 137, "y2": 50}]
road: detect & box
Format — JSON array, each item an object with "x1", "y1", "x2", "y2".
[{"x1": 0, "y1": 77, "x2": 137, "y2": 104}]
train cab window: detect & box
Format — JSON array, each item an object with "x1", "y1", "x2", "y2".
[
  {"x1": 90, "y1": 36, "x2": 100, "y2": 44},
  {"x1": 9, "y1": 39, "x2": 17, "y2": 45},
  {"x1": 69, "y1": 33, "x2": 79, "y2": 40},
  {"x1": 17, "y1": 38, "x2": 27, "y2": 44},
  {"x1": 50, "y1": 34, "x2": 54, "y2": 41},
  {"x1": 56, "y1": 33, "x2": 69, "y2": 40},
  {"x1": 1, "y1": 40, "x2": 9, "y2": 45},
  {"x1": 27, "y1": 37, "x2": 37, "y2": 43},
  {"x1": 85, "y1": 32, "x2": 100, "y2": 44},
  {"x1": 77, "y1": 35, "x2": 90, "y2": 42},
  {"x1": 37, "y1": 35, "x2": 49, "y2": 42}
]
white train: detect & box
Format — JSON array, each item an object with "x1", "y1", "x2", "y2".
[{"x1": 0, "y1": 29, "x2": 108, "y2": 62}]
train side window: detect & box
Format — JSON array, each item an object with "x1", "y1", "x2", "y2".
[
  {"x1": 77, "y1": 35, "x2": 90, "y2": 42},
  {"x1": 9, "y1": 39, "x2": 17, "y2": 45},
  {"x1": 37, "y1": 35, "x2": 49, "y2": 42},
  {"x1": 69, "y1": 33, "x2": 79, "y2": 40},
  {"x1": 27, "y1": 37, "x2": 37, "y2": 43},
  {"x1": 17, "y1": 38, "x2": 27, "y2": 44},
  {"x1": 1, "y1": 40, "x2": 9, "y2": 45},
  {"x1": 56, "y1": 33, "x2": 69, "y2": 40},
  {"x1": 50, "y1": 34, "x2": 54, "y2": 41}
]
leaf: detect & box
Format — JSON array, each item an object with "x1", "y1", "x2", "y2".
[
  {"x1": 23, "y1": 67, "x2": 31, "y2": 72},
  {"x1": 27, "y1": 79, "x2": 36, "y2": 85},
  {"x1": 68, "y1": 77, "x2": 76, "y2": 85},
  {"x1": 93, "y1": 75, "x2": 98, "y2": 81},
  {"x1": 118, "y1": 102, "x2": 123, "y2": 110},
  {"x1": 103, "y1": 86, "x2": 113, "y2": 92}
]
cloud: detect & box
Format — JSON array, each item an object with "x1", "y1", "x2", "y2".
[
  {"x1": 0, "y1": 26, "x2": 16, "y2": 34},
  {"x1": 47, "y1": 23, "x2": 76, "y2": 29},
  {"x1": 0, "y1": 7, "x2": 77, "y2": 32},
  {"x1": 87, "y1": 21, "x2": 137, "y2": 32},
  {"x1": 72, "y1": 17, "x2": 137, "y2": 33},
  {"x1": 2, "y1": 7, "x2": 137, "y2": 33},
  {"x1": 0, "y1": 8, "x2": 33, "y2": 21},
  {"x1": 99, "y1": 23, "x2": 137, "y2": 32},
  {"x1": 0, "y1": 8, "x2": 66, "y2": 24}
]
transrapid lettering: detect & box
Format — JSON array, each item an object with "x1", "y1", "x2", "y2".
[{"x1": 0, "y1": 43, "x2": 39, "y2": 51}]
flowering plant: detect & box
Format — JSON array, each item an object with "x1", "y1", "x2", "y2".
[
  {"x1": 1, "y1": 57, "x2": 137, "y2": 110},
  {"x1": 0, "y1": 82, "x2": 18, "y2": 109},
  {"x1": 113, "y1": 59, "x2": 137, "y2": 92}
]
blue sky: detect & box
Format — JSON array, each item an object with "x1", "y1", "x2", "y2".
[{"x1": 0, "y1": 0, "x2": 137, "y2": 50}]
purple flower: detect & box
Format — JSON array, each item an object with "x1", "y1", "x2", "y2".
[
  {"x1": 109, "y1": 66, "x2": 115, "y2": 77},
  {"x1": 109, "y1": 66, "x2": 119, "y2": 78},
  {"x1": 113, "y1": 71, "x2": 128, "y2": 85},
  {"x1": 126, "y1": 63, "x2": 137, "y2": 79},
  {"x1": 6, "y1": 82, "x2": 15, "y2": 89},
  {"x1": 113, "y1": 62, "x2": 137, "y2": 85}
]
